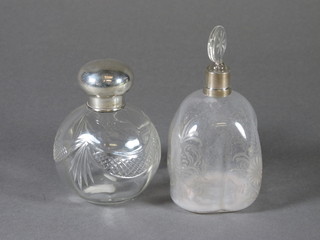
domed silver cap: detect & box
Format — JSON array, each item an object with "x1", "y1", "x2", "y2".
[{"x1": 78, "y1": 59, "x2": 133, "y2": 112}]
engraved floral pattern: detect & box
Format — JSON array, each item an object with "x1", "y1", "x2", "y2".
[
  {"x1": 232, "y1": 152, "x2": 262, "y2": 186},
  {"x1": 247, "y1": 156, "x2": 262, "y2": 186},
  {"x1": 208, "y1": 25, "x2": 226, "y2": 64},
  {"x1": 231, "y1": 150, "x2": 262, "y2": 202},
  {"x1": 168, "y1": 90, "x2": 262, "y2": 212},
  {"x1": 179, "y1": 120, "x2": 203, "y2": 177}
]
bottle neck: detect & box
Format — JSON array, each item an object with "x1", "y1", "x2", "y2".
[
  {"x1": 203, "y1": 64, "x2": 232, "y2": 98},
  {"x1": 87, "y1": 95, "x2": 125, "y2": 112}
]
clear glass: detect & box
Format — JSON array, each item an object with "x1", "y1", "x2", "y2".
[
  {"x1": 168, "y1": 90, "x2": 262, "y2": 213},
  {"x1": 54, "y1": 104, "x2": 161, "y2": 204},
  {"x1": 207, "y1": 25, "x2": 226, "y2": 64}
]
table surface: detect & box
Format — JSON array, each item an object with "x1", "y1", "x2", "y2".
[{"x1": 1, "y1": 1, "x2": 320, "y2": 239}]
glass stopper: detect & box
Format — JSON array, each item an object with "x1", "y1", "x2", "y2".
[{"x1": 207, "y1": 25, "x2": 227, "y2": 64}]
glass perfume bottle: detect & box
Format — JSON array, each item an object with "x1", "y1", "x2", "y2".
[
  {"x1": 53, "y1": 59, "x2": 161, "y2": 204},
  {"x1": 168, "y1": 26, "x2": 262, "y2": 213}
]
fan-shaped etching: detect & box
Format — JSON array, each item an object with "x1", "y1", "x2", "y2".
[
  {"x1": 247, "y1": 156, "x2": 262, "y2": 187},
  {"x1": 67, "y1": 117, "x2": 103, "y2": 189},
  {"x1": 179, "y1": 120, "x2": 203, "y2": 177},
  {"x1": 231, "y1": 151, "x2": 262, "y2": 202}
]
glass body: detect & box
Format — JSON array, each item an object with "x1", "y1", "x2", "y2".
[
  {"x1": 168, "y1": 90, "x2": 262, "y2": 213},
  {"x1": 54, "y1": 104, "x2": 161, "y2": 204}
]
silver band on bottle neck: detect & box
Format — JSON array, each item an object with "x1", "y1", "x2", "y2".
[
  {"x1": 87, "y1": 95, "x2": 125, "y2": 112},
  {"x1": 203, "y1": 63, "x2": 231, "y2": 98}
]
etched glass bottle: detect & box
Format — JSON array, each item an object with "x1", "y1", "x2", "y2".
[
  {"x1": 168, "y1": 26, "x2": 262, "y2": 213},
  {"x1": 54, "y1": 59, "x2": 161, "y2": 204}
]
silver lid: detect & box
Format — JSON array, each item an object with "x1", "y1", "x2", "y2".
[
  {"x1": 204, "y1": 25, "x2": 231, "y2": 98},
  {"x1": 78, "y1": 59, "x2": 133, "y2": 112}
]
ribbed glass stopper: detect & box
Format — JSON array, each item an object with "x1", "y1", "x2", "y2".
[{"x1": 207, "y1": 25, "x2": 227, "y2": 64}]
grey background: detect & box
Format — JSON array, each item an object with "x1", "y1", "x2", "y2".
[{"x1": 1, "y1": 0, "x2": 319, "y2": 239}]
